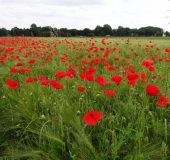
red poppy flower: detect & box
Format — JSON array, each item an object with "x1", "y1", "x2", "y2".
[
  {"x1": 6, "y1": 78, "x2": 19, "y2": 89},
  {"x1": 83, "y1": 110, "x2": 103, "y2": 125},
  {"x1": 140, "y1": 73, "x2": 147, "y2": 82},
  {"x1": 67, "y1": 66, "x2": 76, "y2": 75},
  {"x1": 28, "y1": 59, "x2": 36, "y2": 64},
  {"x1": 152, "y1": 75, "x2": 157, "y2": 79},
  {"x1": 142, "y1": 59, "x2": 154, "y2": 68},
  {"x1": 25, "y1": 77, "x2": 37, "y2": 83},
  {"x1": 50, "y1": 79, "x2": 63, "y2": 89},
  {"x1": 95, "y1": 76, "x2": 108, "y2": 86},
  {"x1": 19, "y1": 68, "x2": 27, "y2": 73},
  {"x1": 85, "y1": 72, "x2": 94, "y2": 81},
  {"x1": 126, "y1": 72, "x2": 139, "y2": 86},
  {"x1": 146, "y1": 84, "x2": 160, "y2": 96},
  {"x1": 10, "y1": 67, "x2": 17, "y2": 73},
  {"x1": 55, "y1": 71, "x2": 66, "y2": 78},
  {"x1": 114, "y1": 57, "x2": 119, "y2": 61},
  {"x1": 77, "y1": 86, "x2": 86, "y2": 92},
  {"x1": 87, "y1": 67, "x2": 96, "y2": 73},
  {"x1": 149, "y1": 67, "x2": 155, "y2": 72},
  {"x1": 156, "y1": 94, "x2": 170, "y2": 107},
  {"x1": 79, "y1": 73, "x2": 86, "y2": 80},
  {"x1": 16, "y1": 62, "x2": 23, "y2": 67},
  {"x1": 106, "y1": 66, "x2": 114, "y2": 71},
  {"x1": 110, "y1": 75, "x2": 123, "y2": 85},
  {"x1": 38, "y1": 75, "x2": 46, "y2": 81},
  {"x1": 41, "y1": 79, "x2": 49, "y2": 86},
  {"x1": 165, "y1": 48, "x2": 170, "y2": 52},
  {"x1": 102, "y1": 90, "x2": 116, "y2": 96}
]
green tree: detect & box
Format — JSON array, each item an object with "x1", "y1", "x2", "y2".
[
  {"x1": 138, "y1": 28, "x2": 145, "y2": 36},
  {"x1": 30, "y1": 23, "x2": 40, "y2": 36},
  {"x1": 94, "y1": 25, "x2": 104, "y2": 36},
  {"x1": 82, "y1": 28, "x2": 91, "y2": 36},
  {"x1": 11, "y1": 27, "x2": 20, "y2": 36},
  {"x1": 124, "y1": 27, "x2": 131, "y2": 36},
  {"x1": 0, "y1": 28, "x2": 7, "y2": 36},
  {"x1": 117, "y1": 26, "x2": 125, "y2": 36},
  {"x1": 165, "y1": 31, "x2": 170, "y2": 36},
  {"x1": 103, "y1": 24, "x2": 113, "y2": 35},
  {"x1": 131, "y1": 28, "x2": 138, "y2": 36}
]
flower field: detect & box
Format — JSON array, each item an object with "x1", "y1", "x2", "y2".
[{"x1": 0, "y1": 36, "x2": 170, "y2": 159}]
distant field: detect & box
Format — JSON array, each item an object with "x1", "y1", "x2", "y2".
[{"x1": 0, "y1": 36, "x2": 170, "y2": 159}]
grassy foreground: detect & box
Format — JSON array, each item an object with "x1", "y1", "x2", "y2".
[{"x1": 0, "y1": 37, "x2": 170, "y2": 160}]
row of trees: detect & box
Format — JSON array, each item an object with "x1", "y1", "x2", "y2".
[{"x1": 0, "y1": 23, "x2": 170, "y2": 37}]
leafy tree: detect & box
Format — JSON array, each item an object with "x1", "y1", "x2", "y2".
[
  {"x1": 30, "y1": 23, "x2": 40, "y2": 36},
  {"x1": 131, "y1": 28, "x2": 138, "y2": 36},
  {"x1": 117, "y1": 26, "x2": 125, "y2": 36},
  {"x1": 138, "y1": 28, "x2": 145, "y2": 36},
  {"x1": 124, "y1": 27, "x2": 131, "y2": 36},
  {"x1": 165, "y1": 31, "x2": 170, "y2": 36},
  {"x1": 103, "y1": 24, "x2": 113, "y2": 35},
  {"x1": 68, "y1": 29, "x2": 78, "y2": 36},
  {"x1": 112, "y1": 29, "x2": 118, "y2": 36},
  {"x1": 0, "y1": 28, "x2": 7, "y2": 36},
  {"x1": 11, "y1": 27, "x2": 20, "y2": 36},
  {"x1": 94, "y1": 25, "x2": 104, "y2": 36},
  {"x1": 82, "y1": 28, "x2": 91, "y2": 36},
  {"x1": 87, "y1": 33, "x2": 95, "y2": 37}
]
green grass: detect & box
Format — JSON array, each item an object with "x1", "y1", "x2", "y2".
[{"x1": 0, "y1": 36, "x2": 170, "y2": 160}]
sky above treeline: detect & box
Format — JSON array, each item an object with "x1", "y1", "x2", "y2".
[{"x1": 0, "y1": 0, "x2": 170, "y2": 31}]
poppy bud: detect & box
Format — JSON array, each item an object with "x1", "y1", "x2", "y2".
[{"x1": 41, "y1": 115, "x2": 46, "y2": 120}]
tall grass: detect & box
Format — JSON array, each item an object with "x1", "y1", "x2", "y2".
[{"x1": 0, "y1": 36, "x2": 170, "y2": 159}]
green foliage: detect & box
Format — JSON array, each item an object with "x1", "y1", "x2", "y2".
[{"x1": 0, "y1": 37, "x2": 170, "y2": 159}]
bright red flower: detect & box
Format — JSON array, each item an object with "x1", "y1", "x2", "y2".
[
  {"x1": 140, "y1": 73, "x2": 147, "y2": 82},
  {"x1": 10, "y1": 67, "x2": 17, "y2": 73},
  {"x1": 41, "y1": 79, "x2": 49, "y2": 86},
  {"x1": 106, "y1": 66, "x2": 114, "y2": 71},
  {"x1": 114, "y1": 57, "x2": 119, "y2": 61},
  {"x1": 77, "y1": 86, "x2": 86, "y2": 92},
  {"x1": 95, "y1": 76, "x2": 108, "y2": 86},
  {"x1": 38, "y1": 75, "x2": 46, "y2": 81},
  {"x1": 55, "y1": 71, "x2": 66, "y2": 78},
  {"x1": 67, "y1": 66, "x2": 76, "y2": 75},
  {"x1": 25, "y1": 67, "x2": 32, "y2": 73},
  {"x1": 28, "y1": 59, "x2": 36, "y2": 64},
  {"x1": 126, "y1": 72, "x2": 139, "y2": 85},
  {"x1": 6, "y1": 78, "x2": 19, "y2": 89},
  {"x1": 142, "y1": 59, "x2": 154, "y2": 68},
  {"x1": 79, "y1": 73, "x2": 86, "y2": 80},
  {"x1": 152, "y1": 75, "x2": 157, "y2": 79},
  {"x1": 146, "y1": 84, "x2": 160, "y2": 96},
  {"x1": 25, "y1": 77, "x2": 37, "y2": 83},
  {"x1": 156, "y1": 94, "x2": 170, "y2": 107},
  {"x1": 126, "y1": 72, "x2": 139, "y2": 81},
  {"x1": 110, "y1": 75, "x2": 123, "y2": 85},
  {"x1": 165, "y1": 48, "x2": 170, "y2": 52},
  {"x1": 16, "y1": 62, "x2": 23, "y2": 67},
  {"x1": 149, "y1": 67, "x2": 155, "y2": 72},
  {"x1": 87, "y1": 67, "x2": 96, "y2": 73},
  {"x1": 19, "y1": 68, "x2": 27, "y2": 73},
  {"x1": 83, "y1": 110, "x2": 103, "y2": 125},
  {"x1": 85, "y1": 71, "x2": 94, "y2": 81},
  {"x1": 102, "y1": 90, "x2": 116, "y2": 96},
  {"x1": 50, "y1": 79, "x2": 63, "y2": 89}
]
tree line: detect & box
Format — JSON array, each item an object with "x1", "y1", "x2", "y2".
[{"x1": 0, "y1": 23, "x2": 170, "y2": 37}]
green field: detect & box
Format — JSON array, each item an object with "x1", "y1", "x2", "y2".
[{"x1": 0, "y1": 37, "x2": 170, "y2": 160}]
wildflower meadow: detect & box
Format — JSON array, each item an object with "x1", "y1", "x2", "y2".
[{"x1": 0, "y1": 36, "x2": 170, "y2": 159}]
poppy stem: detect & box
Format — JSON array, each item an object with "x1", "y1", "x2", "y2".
[{"x1": 164, "y1": 118, "x2": 167, "y2": 144}]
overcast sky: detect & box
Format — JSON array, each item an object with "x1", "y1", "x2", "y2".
[{"x1": 0, "y1": 0, "x2": 170, "y2": 31}]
